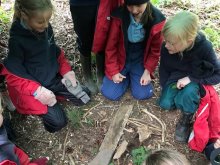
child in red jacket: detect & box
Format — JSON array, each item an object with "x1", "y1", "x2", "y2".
[
  {"x1": 0, "y1": 0, "x2": 90, "y2": 133},
  {"x1": 101, "y1": 0, "x2": 165, "y2": 100},
  {"x1": 0, "y1": 110, "x2": 48, "y2": 165}
]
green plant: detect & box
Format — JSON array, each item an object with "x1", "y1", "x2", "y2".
[
  {"x1": 0, "y1": 8, "x2": 12, "y2": 24},
  {"x1": 151, "y1": 0, "x2": 160, "y2": 6},
  {"x1": 202, "y1": 27, "x2": 220, "y2": 50},
  {"x1": 82, "y1": 117, "x2": 94, "y2": 127},
  {"x1": 0, "y1": 3, "x2": 13, "y2": 34},
  {"x1": 131, "y1": 146, "x2": 150, "y2": 165},
  {"x1": 67, "y1": 109, "x2": 84, "y2": 129},
  {"x1": 67, "y1": 106, "x2": 94, "y2": 129}
]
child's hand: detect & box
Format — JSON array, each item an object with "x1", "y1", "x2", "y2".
[
  {"x1": 177, "y1": 76, "x2": 191, "y2": 89},
  {"x1": 214, "y1": 139, "x2": 220, "y2": 149},
  {"x1": 112, "y1": 73, "x2": 126, "y2": 83},
  {"x1": 34, "y1": 86, "x2": 57, "y2": 106},
  {"x1": 140, "y1": 69, "x2": 151, "y2": 85},
  {"x1": 63, "y1": 71, "x2": 77, "y2": 87}
]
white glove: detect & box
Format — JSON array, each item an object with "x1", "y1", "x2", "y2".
[
  {"x1": 63, "y1": 71, "x2": 77, "y2": 87},
  {"x1": 34, "y1": 86, "x2": 57, "y2": 106}
]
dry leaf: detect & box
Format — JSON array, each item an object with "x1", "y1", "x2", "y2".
[
  {"x1": 137, "y1": 125, "x2": 152, "y2": 143},
  {"x1": 113, "y1": 140, "x2": 128, "y2": 159}
]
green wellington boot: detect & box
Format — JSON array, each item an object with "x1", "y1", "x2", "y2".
[
  {"x1": 175, "y1": 112, "x2": 193, "y2": 143},
  {"x1": 80, "y1": 55, "x2": 98, "y2": 95},
  {"x1": 96, "y1": 52, "x2": 105, "y2": 91}
]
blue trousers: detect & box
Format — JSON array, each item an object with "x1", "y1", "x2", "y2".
[
  {"x1": 101, "y1": 63, "x2": 153, "y2": 101},
  {"x1": 159, "y1": 82, "x2": 200, "y2": 113}
]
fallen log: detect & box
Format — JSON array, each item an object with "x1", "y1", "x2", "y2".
[{"x1": 88, "y1": 104, "x2": 133, "y2": 165}]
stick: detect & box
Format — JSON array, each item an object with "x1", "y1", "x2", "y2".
[
  {"x1": 28, "y1": 138, "x2": 51, "y2": 144},
  {"x1": 128, "y1": 119, "x2": 162, "y2": 132},
  {"x1": 88, "y1": 105, "x2": 133, "y2": 165},
  {"x1": 61, "y1": 129, "x2": 70, "y2": 160},
  {"x1": 68, "y1": 154, "x2": 76, "y2": 165},
  {"x1": 83, "y1": 101, "x2": 103, "y2": 118},
  {"x1": 129, "y1": 118, "x2": 161, "y2": 130},
  {"x1": 141, "y1": 109, "x2": 166, "y2": 142}
]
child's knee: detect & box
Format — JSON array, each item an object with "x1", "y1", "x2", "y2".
[
  {"x1": 101, "y1": 89, "x2": 121, "y2": 101},
  {"x1": 159, "y1": 98, "x2": 174, "y2": 110},
  {"x1": 132, "y1": 84, "x2": 153, "y2": 100},
  {"x1": 44, "y1": 117, "x2": 67, "y2": 133},
  {"x1": 43, "y1": 106, "x2": 67, "y2": 133},
  {"x1": 53, "y1": 118, "x2": 67, "y2": 131},
  {"x1": 132, "y1": 89, "x2": 153, "y2": 100}
]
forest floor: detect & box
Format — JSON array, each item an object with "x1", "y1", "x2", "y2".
[{"x1": 0, "y1": 0, "x2": 220, "y2": 165}]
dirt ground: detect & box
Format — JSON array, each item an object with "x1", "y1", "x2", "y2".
[{"x1": 1, "y1": 0, "x2": 220, "y2": 165}]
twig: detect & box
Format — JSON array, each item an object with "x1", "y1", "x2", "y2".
[
  {"x1": 141, "y1": 109, "x2": 166, "y2": 142},
  {"x1": 128, "y1": 119, "x2": 142, "y2": 126},
  {"x1": 61, "y1": 129, "x2": 70, "y2": 160},
  {"x1": 128, "y1": 119, "x2": 162, "y2": 132},
  {"x1": 117, "y1": 159, "x2": 120, "y2": 165},
  {"x1": 137, "y1": 100, "x2": 141, "y2": 111},
  {"x1": 28, "y1": 138, "x2": 51, "y2": 144},
  {"x1": 129, "y1": 118, "x2": 161, "y2": 130},
  {"x1": 153, "y1": 91, "x2": 158, "y2": 98},
  {"x1": 83, "y1": 101, "x2": 103, "y2": 118},
  {"x1": 68, "y1": 154, "x2": 76, "y2": 165},
  {"x1": 148, "y1": 126, "x2": 162, "y2": 132}
]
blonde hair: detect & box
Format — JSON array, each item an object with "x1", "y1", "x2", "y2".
[
  {"x1": 144, "y1": 149, "x2": 190, "y2": 165},
  {"x1": 13, "y1": 0, "x2": 53, "y2": 20},
  {"x1": 162, "y1": 11, "x2": 199, "y2": 44}
]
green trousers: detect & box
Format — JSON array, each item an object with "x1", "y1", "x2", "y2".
[{"x1": 159, "y1": 82, "x2": 200, "y2": 113}]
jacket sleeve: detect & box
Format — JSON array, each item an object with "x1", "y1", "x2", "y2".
[
  {"x1": 159, "y1": 45, "x2": 170, "y2": 88},
  {"x1": 144, "y1": 23, "x2": 164, "y2": 73},
  {"x1": 14, "y1": 147, "x2": 31, "y2": 165},
  {"x1": 92, "y1": 0, "x2": 124, "y2": 53},
  {"x1": 1, "y1": 67, "x2": 40, "y2": 96},
  {"x1": 2, "y1": 39, "x2": 40, "y2": 95},
  {"x1": 189, "y1": 43, "x2": 220, "y2": 85},
  {"x1": 105, "y1": 19, "x2": 121, "y2": 79},
  {"x1": 57, "y1": 49, "x2": 72, "y2": 76},
  {"x1": 0, "y1": 126, "x2": 19, "y2": 165},
  {"x1": 0, "y1": 160, "x2": 16, "y2": 165}
]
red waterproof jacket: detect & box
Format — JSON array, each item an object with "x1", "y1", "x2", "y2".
[
  {"x1": 105, "y1": 5, "x2": 165, "y2": 80},
  {"x1": 0, "y1": 126, "x2": 47, "y2": 165},
  {"x1": 0, "y1": 147, "x2": 47, "y2": 165},
  {"x1": 0, "y1": 50, "x2": 71, "y2": 115},
  {"x1": 92, "y1": 0, "x2": 124, "y2": 53},
  {"x1": 188, "y1": 85, "x2": 220, "y2": 152}
]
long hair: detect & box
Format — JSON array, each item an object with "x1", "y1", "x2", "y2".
[
  {"x1": 141, "y1": 2, "x2": 153, "y2": 28},
  {"x1": 13, "y1": 0, "x2": 53, "y2": 21}
]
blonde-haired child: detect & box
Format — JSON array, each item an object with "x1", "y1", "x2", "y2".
[
  {"x1": 158, "y1": 11, "x2": 220, "y2": 142},
  {"x1": 144, "y1": 149, "x2": 190, "y2": 165}
]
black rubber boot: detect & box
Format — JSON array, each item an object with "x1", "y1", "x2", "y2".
[
  {"x1": 96, "y1": 52, "x2": 105, "y2": 91},
  {"x1": 80, "y1": 55, "x2": 98, "y2": 95},
  {"x1": 175, "y1": 112, "x2": 193, "y2": 143}
]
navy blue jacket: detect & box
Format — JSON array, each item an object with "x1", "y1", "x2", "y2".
[
  {"x1": 4, "y1": 19, "x2": 61, "y2": 87},
  {"x1": 159, "y1": 32, "x2": 220, "y2": 88}
]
